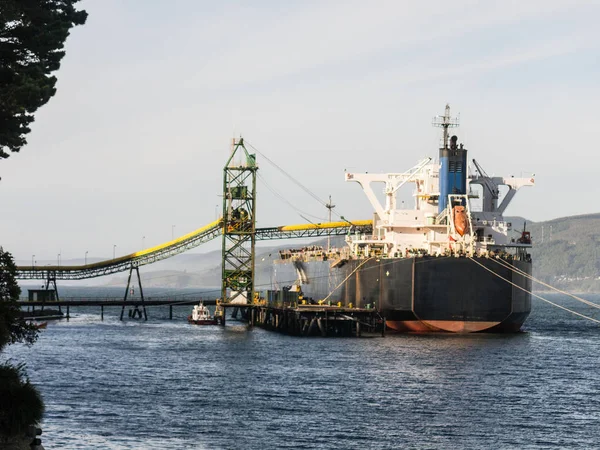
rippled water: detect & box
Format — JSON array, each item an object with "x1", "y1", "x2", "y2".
[{"x1": 6, "y1": 292, "x2": 600, "y2": 449}]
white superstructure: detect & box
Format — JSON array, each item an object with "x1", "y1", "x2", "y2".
[
  {"x1": 191, "y1": 303, "x2": 212, "y2": 322},
  {"x1": 344, "y1": 106, "x2": 534, "y2": 259}
]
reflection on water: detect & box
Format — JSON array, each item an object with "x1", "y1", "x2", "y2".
[{"x1": 6, "y1": 292, "x2": 600, "y2": 449}]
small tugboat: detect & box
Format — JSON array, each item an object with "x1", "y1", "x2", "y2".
[{"x1": 187, "y1": 302, "x2": 218, "y2": 325}]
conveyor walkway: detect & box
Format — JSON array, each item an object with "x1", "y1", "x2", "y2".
[{"x1": 16, "y1": 219, "x2": 372, "y2": 280}]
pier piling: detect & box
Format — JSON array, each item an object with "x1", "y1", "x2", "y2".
[{"x1": 216, "y1": 303, "x2": 384, "y2": 337}]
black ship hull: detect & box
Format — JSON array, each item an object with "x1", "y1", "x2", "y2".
[{"x1": 261, "y1": 256, "x2": 531, "y2": 333}]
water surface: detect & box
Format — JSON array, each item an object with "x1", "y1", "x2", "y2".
[{"x1": 7, "y1": 292, "x2": 600, "y2": 449}]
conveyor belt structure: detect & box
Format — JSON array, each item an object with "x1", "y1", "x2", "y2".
[{"x1": 16, "y1": 219, "x2": 373, "y2": 280}]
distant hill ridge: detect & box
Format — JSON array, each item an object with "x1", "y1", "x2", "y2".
[
  {"x1": 538, "y1": 212, "x2": 600, "y2": 223},
  {"x1": 523, "y1": 213, "x2": 600, "y2": 292},
  {"x1": 30, "y1": 213, "x2": 595, "y2": 293}
]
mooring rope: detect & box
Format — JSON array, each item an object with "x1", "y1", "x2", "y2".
[
  {"x1": 468, "y1": 257, "x2": 600, "y2": 325},
  {"x1": 322, "y1": 257, "x2": 374, "y2": 303},
  {"x1": 489, "y1": 256, "x2": 600, "y2": 310}
]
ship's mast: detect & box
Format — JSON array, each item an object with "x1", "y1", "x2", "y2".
[
  {"x1": 432, "y1": 104, "x2": 459, "y2": 149},
  {"x1": 326, "y1": 195, "x2": 335, "y2": 252}
]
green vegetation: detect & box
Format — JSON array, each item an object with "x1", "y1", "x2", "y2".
[
  {"x1": 0, "y1": 248, "x2": 43, "y2": 440},
  {"x1": 0, "y1": 248, "x2": 38, "y2": 349},
  {"x1": 0, "y1": 363, "x2": 44, "y2": 438},
  {"x1": 1, "y1": 1, "x2": 87, "y2": 442},
  {"x1": 526, "y1": 213, "x2": 600, "y2": 292},
  {"x1": 0, "y1": 0, "x2": 87, "y2": 159}
]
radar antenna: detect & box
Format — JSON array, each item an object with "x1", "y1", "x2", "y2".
[{"x1": 432, "y1": 104, "x2": 459, "y2": 149}]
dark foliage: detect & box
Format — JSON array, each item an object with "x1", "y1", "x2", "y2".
[
  {"x1": 0, "y1": 362, "x2": 44, "y2": 437},
  {"x1": 0, "y1": 247, "x2": 38, "y2": 351},
  {"x1": 0, "y1": 0, "x2": 87, "y2": 158},
  {"x1": 0, "y1": 249, "x2": 44, "y2": 439}
]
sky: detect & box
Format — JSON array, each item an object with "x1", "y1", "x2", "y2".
[{"x1": 2, "y1": 0, "x2": 600, "y2": 264}]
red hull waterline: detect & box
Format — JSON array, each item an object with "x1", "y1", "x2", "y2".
[{"x1": 386, "y1": 319, "x2": 524, "y2": 333}]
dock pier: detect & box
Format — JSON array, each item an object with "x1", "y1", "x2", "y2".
[
  {"x1": 19, "y1": 298, "x2": 215, "y2": 321},
  {"x1": 219, "y1": 303, "x2": 385, "y2": 337},
  {"x1": 19, "y1": 299, "x2": 386, "y2": 337}
]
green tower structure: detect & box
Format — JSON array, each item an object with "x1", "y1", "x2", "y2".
[{"x1": 221, "y1": 138, "x2": 257, "y2": 305}]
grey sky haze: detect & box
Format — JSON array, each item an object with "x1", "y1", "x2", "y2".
[{"x1": 2, "y1": 0, "x2": 600, "y2": 264}]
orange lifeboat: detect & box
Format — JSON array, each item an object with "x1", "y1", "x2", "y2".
[{"x1": 452, "y1": 205, "x2": 469, "y2": 236}]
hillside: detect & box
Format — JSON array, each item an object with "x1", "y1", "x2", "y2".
[
  {"x1": 102, "y1": 245, "x2": 280, "y2": 289},
  {"x1": 528, "y1": 213, "x2": 600, "y2": 292},
  {"x1": 96, "y1": 214, "x2": 599, "y2": 292}
]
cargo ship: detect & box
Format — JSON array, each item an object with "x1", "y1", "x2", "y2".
[{"x1": 262, "y1": 105, "x2": 535, "y2": 333}]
